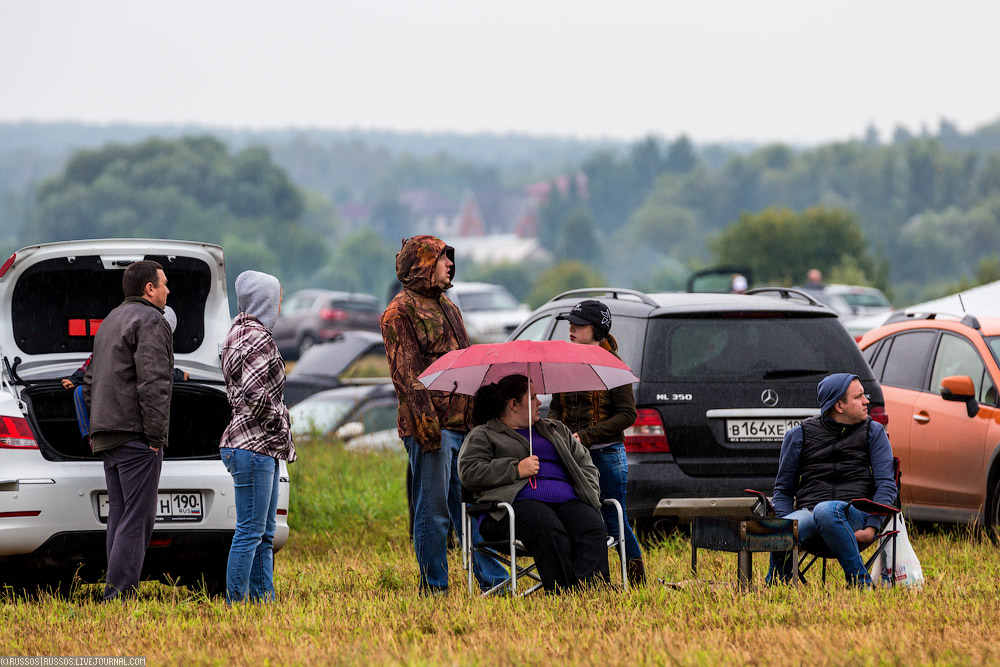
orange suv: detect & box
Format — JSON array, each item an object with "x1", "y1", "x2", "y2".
[{"x1": 859, "y1": 312, "x2": 1000, "y2": 539}]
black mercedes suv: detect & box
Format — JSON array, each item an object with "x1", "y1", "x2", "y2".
[{"x1": 508, "y1": 287, "x2": 885, "y2": 531}]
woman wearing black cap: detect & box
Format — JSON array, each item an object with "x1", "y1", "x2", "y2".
[{"x1": 549, "y1": 300, "x2": 645, "y2": 586}]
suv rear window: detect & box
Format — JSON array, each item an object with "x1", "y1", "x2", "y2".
[{"x1": 643, "y1": 316, "x2": 862, "y2": 380}]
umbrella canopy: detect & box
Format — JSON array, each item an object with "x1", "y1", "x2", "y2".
[{"x1": 417, "y1": 340, "x2": 640, "y2": 395}]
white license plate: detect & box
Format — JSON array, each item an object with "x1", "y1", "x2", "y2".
[
  {"x1": 726, "y1": 418, "x2": 802, "y2": 442},
  {"x1": 99, "y1": 491, "x2": 203, "y2": 523}
]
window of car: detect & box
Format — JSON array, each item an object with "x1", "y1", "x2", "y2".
[
  {"x1": 985, "y1": 335, "x2": 1000, "y2": 368},
  {"x1": 355, "y1": 401, "x2": 399, "y2": 433},
  {"x1": 340, "y1": 352, "x2": 390, "y2": 379},
  {"x1": 840, "y1": 291, "x2": 890, "y2": 309},
  {"x1": 879, "y1": 331, "x2": 936, "y2": 390},
  {"x1": 455, "y1": 289, "x2": 519, "y2": 312},
  {"x1": 930, "y1": 333, "x2": 995, "y2": 403},
  {"x1": 329, "y1": 299, "x2": 379, "y2": 313},
  {"x1": 863, "y1": 339, "x2": 887, "y2": 378},
  {"x1": 511, "y1": 315, "x2": 553, "y2": 342},
  {"x1": 284, "y1": 295, "x2": 316, "y2": 313},
  {"x1": 644, "y1": 317, "x2": 856, "y2": 380},
  {"x1": 289, "y1": 398, "x2": 356, "y2": 435},
  {"x1": 551, "y1": 315, "x2": 646, "y2": 372}
]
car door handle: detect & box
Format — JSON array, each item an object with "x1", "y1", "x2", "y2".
[{"x1": 912, "y1": 414, "x2": 930, "y2": 424}]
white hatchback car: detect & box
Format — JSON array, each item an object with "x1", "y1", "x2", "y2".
[{"x1": 0, "y1": 239, "x2": 290, "y2": 594}]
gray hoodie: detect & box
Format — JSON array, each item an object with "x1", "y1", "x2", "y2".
[{"x1": 235, "y1": 270, "x2": 282, "y2": 331}]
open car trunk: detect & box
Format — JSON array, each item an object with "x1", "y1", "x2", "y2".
[{"x1": 21, "y1": 382, "x2": 231, "y2": 461}]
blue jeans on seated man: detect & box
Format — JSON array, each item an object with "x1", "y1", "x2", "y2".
[
  {"x1": 221, "y1": 447, "x2": 280, "y2": 603},
  {"x1": 589, "y1": 442, "x2": 643, "y2": 561},
  {"x1": 766, "y1": 500, "x2": 874, "y2": 587},
  {"x1": 405, "y1": 430, "x2": 509, "y2": 592}
]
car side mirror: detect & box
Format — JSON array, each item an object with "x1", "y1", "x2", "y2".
[
  {"x1": 335, "y1": 421, "x2": 365, "y2": 441},
  {"x1": 939, "y1": 375, "x2": 980, "y2": 418}
]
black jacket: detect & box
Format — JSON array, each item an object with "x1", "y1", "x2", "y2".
[
  {"x1": 82, "y1": 297, "x2": 174, "y2": 451},
  {"x1": 795, "y1": 416, "x2": 875, "y2": 511}
]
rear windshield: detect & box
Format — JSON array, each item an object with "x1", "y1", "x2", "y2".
[
  {"x1": 457, "y1": 289, "x2": 519, "y2": 312},
  {"x1": 11, "y1": 255, "x2": 210, "y2": 355},
  {"x1": 643, "y1": 316, "x2": 867, "y2": 381},
  {"x1": 328, "y1": 299, "x2": 379, "y2": 312},
  {"x1": 840, "y1": 291, "x2": 890, "y2": 308}
]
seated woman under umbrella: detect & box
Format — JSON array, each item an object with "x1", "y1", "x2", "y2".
[{"x1": 457, "y1": 373, "x2": 610, "y2": 592}]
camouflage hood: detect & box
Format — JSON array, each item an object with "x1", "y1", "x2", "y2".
[{"x1": 395, "y1": 235, "x2": 455, "y2": 298}]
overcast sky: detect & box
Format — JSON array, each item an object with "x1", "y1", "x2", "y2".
[{"x1": 2, "y1": 0, "x2": 998, "y2": 144}]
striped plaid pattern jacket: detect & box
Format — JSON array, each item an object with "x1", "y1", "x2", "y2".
[{"x1": 219, "y1": 313, "x2": 296, "y2": 462}]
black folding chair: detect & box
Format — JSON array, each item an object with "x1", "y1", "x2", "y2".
[
  {"x1": 461, "y1": 487, "x2": 628, "y2": 596},
  {"x1": 746, "y1": 456, "x2": 902, "y2": 586}
]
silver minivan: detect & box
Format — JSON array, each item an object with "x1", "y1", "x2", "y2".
[{"x1": 0, "y1": 239, "x2": 290, "y2": 594}]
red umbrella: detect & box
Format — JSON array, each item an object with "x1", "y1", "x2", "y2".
[
  {"x1": 418, "y1": 340, "x2": 639, "y2": 395},
  {"x1": 417, "y1": 340, "x2": 640, "y2": 456}
]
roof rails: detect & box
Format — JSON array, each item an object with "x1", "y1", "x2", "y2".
[
  {"x1": 547, "y1": 287, "x2": 660, "y2": 308},
  {"x1": 883, "y1": 311, "x2": 982, "y2": 329},
  {"x1": 744, "y1": 286, "x2": 828, "y2": 309}
]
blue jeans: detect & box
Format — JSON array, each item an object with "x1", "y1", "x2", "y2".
[
  {"x1": 405, "y1": 430, "x2": 508, "y2": 591},
  {"x1": 221, "y1": 447, "x2": 280, "y2": 603},
  {"x1": 589, "y1": 443, "x2": 643, "y2": 561},
  {"x1": 767, "y1": 500, "x2": 873, "y2": 587}
]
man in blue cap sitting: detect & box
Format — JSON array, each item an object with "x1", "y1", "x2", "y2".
[{"x1": 767, "y1": 373, "x2": 896, "y2": 587}]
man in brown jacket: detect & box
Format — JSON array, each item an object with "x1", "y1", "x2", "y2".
[
  {"x1": 380, "y1": 235, "x2": 507, "y2": 595},
  {"x1": 83, "y1": 260, "x2": 173, "y2": 600}
]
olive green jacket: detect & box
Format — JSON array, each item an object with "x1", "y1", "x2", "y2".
[{"x1": 458, "y1": 417, "x2": 601, "y2": 521}]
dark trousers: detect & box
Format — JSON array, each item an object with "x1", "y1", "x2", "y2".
[
  {"x1": 100, "y1": 439, "x2": 163, "y2": 600},
  {"x1": 480, "y1": 499, "x2": 610, "y2": 592}
]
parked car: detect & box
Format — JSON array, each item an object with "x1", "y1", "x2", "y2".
[
  {"x1": 685, "y1": 266, "x2": 753, "y2": 293},
  {"x1": 858, "y1": 311, "x2": 1000, "y2": 540},
  {"x1": 289, "y1": 383, "x2": 400, "y2": 451},
  {"x1": 0, "y1": 239, "x2": 289, "y2": 595},
  {"x1": 273, "y1": 289, "x2": 381, "y2": 360},
  {"x1": 798, "y1": 282, "x2": 891, "y2": 316},
  {"x1": 283, "y1": 330, "x2": 388, "y2": 407},
  {"x1": 448, "y1": 282, "x2": 531, "y2": 344},
  {"x1": 507, "y1": 286, "x2": 885, "y2": 531}
]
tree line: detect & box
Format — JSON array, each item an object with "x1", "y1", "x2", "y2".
[{"x1": 4, "y1": 117, "x2": 1000, "y2": 309}]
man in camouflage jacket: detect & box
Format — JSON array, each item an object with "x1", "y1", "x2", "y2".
[{"x1": 380, "y1": 235, "x2": 507, "y2": 594}]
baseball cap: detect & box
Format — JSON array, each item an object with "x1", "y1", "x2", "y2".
[{"x1": 556, "y1": 299, "x2": 612, "y2": 337}]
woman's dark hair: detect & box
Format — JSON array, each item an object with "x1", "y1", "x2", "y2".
[
  {"x1": 472, "y1": 374, "x2": 529, "y2": 425},
  {"x1": 122, "y1": 260, "x2": 164, "y2": 298}
]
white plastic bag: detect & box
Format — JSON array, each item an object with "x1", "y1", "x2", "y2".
[{"x1": 871, "y1": 514, "x2": 924, "y2": 588}]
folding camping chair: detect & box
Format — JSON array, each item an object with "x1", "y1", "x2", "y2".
[
  {"x1": 746, "y1": 456, "x2": 902, "y2": 586},
  {"x1": 461, "y1": 488, "x2": 629, "y2": 596}
]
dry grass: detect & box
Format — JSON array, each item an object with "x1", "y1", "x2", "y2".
[{"x1": 2, "y1": 441, "x2": 1000, "y2": 665}]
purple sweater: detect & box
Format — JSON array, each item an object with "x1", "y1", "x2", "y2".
[{"x1": 512, "y1": 428, "x2": 579, "y2": 504}]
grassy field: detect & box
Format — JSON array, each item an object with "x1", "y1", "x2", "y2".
[{"x1": 2, "y1": 440, "x2": 1000, "y2": 665}]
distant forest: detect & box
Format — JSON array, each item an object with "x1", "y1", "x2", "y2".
[{"x1": 3, "y1": 117, "x2": 1000, "y2": 307}]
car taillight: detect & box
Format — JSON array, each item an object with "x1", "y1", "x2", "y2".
[
  {"x1": 320, "y1": 308, "x2": 347, "y2": 321},
  {"x1": 624, "y1": 409, "x2": 670, "y2": 453},
  {"x1": 0, "y1": 253, "x2": 14, "y2": 277},
  {"x1": 0, "y1": 416, "x2": 38, "y2": 449},
  {"x1": 869, "y1": 406, "x2": 889, "y2": 426}
]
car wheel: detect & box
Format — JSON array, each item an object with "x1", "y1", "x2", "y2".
[
  {"x1": 299, "y1": 334, "x2": 317, "y2": 358},
  {"x1": 987, "y1": 472, "x2": 1000, "y2": 546}
]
